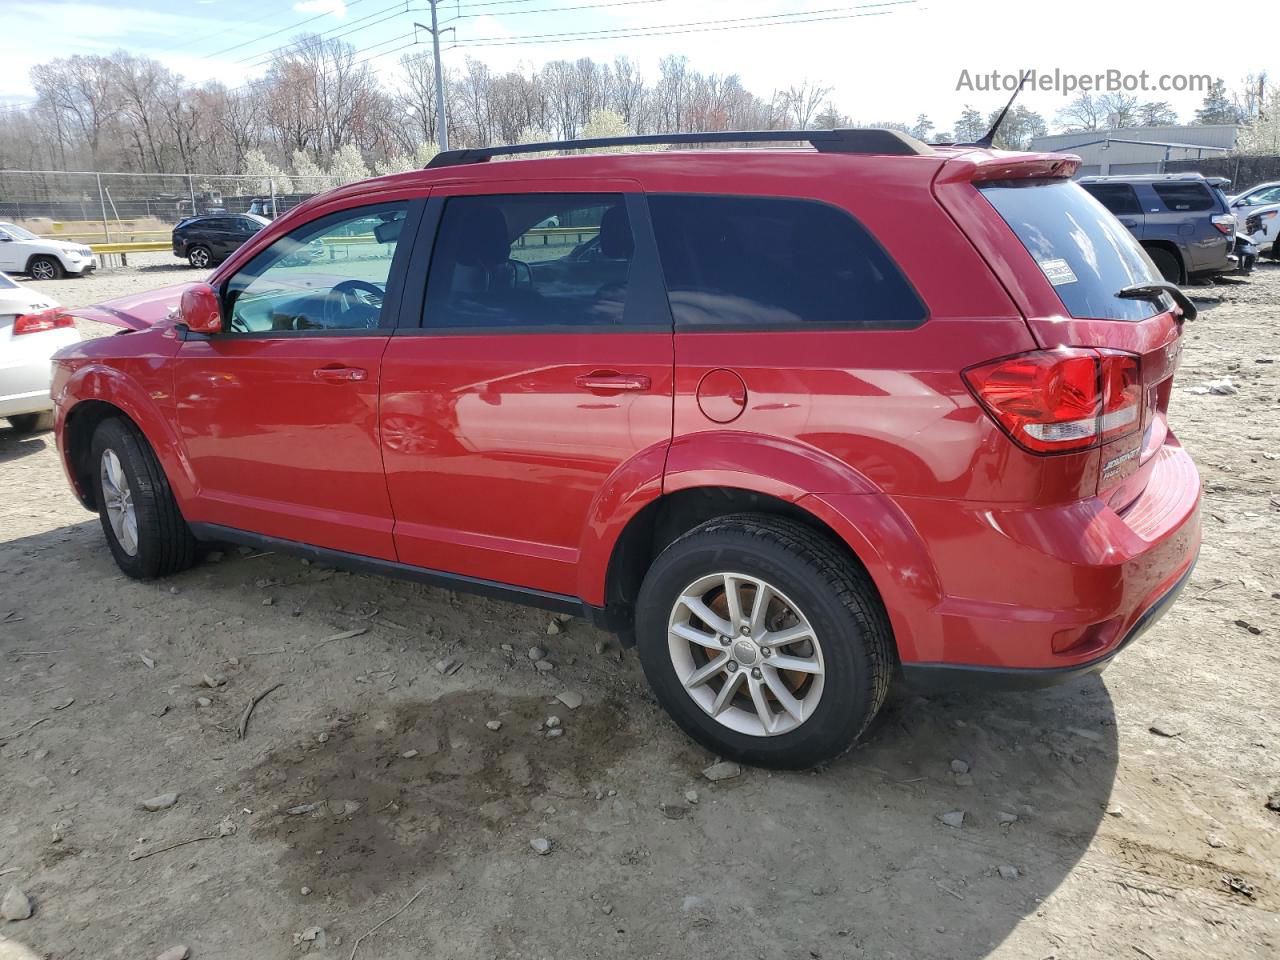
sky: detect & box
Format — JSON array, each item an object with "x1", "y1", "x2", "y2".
[{"x1": 0, "y1": 0, "x2": 1275, "y2": 133}]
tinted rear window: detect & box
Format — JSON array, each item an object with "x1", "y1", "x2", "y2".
[
  {"x1": 979, "y1": 179, "x2": 1169, "y2": 321},
  {"x1": 1080, "y1": 182, "x2": 1143, "y2": 216},
  {"x1": 1151, "y1": 182, "x2": 1215, "y2": 212},
  {"x1": 649, "y1": 194, "x2": 926, "y2": 331}
]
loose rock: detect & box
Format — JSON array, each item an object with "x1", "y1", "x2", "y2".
[
  {"x1": 201, "y1": 674, "x2": 226, "y2": 688},
  {"x1": 702, "y1": 761, "x2": 742, "y2": 782},
  {"x1": 300, "y1": 886, "x2": 312, "y2": 896},
  {"x1": 997, "y1": 865, "x2": 1019, "y2": 880},
  {"x1": 534, "y1": 660, "x2": 554, "y2": 672},
  {"x1": 530, "y1": 837, "x2": 552, "y2": 855},
  {"x1": 155, "y1": 947, "x2": 189, "y2": 960},
  {"x1": 1207, "y1": 834, "x2": 1227, "y2": 849},
  {"x1": 1, "y1": 886, "x2": 32, "y2": 921},
  {"x1": 546, "y1": 728, "x2": 563, "y2": 739},
  {"x1": 401, "y1": 749, "x2": 419, "y2": 759},
  {"x1": 546, "y1": 620, "x2": 562, "y2": 635},
  {"x1": 528, "y1": 645, "x2": 547, "y2": 661},
  {"x1": 685, "y1": 789, "x2": 700, "y2": 804},
  {"x1": 950, "y1": 759, "x2": 970, "y2": 775},
  {"x1": 556, "y1": 691, "x2": 584, "y2": 710},
  {"x1": 485, "y1": 720, "x2": 503, "y2": 731},
  {"x1": 196, "y1": 697, "x2": 212, "y2": 708},
  {"x1": 545, "y1": 715, "x2": 561, "y2": 729},
  {"x1": 287, "y1": 803, "x2": 318, "y2": 816},
  {"x1": 936, "y1": 810, "x2": 965, "y2": 829},
  {"x1": 996, "y1": 810, "x2": 1019, "y2": 826},
  {"x1": 140, "y1": 792, "x2": 179, "y2": 812},
  {"x1": 434, "y1": 657, "x2": 461, "y2": 676}
]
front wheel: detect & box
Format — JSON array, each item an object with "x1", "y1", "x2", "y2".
[
  {"x1": 89, "y1": 417, "x2": 198, "y2": 579},
  {"x1": 28, "y1": 256, "x2": 64, "y2": 281},
  {"x1": 188, "y1": 245, "x2": 212, "y2": 269},
  {"x1": 635, "y1": 515, "x2": 893, "y2": 769}
]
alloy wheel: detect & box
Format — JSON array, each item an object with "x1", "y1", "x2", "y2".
[
  {"x1": 31, "y1": 259, "x2": 56, "y2": 280},
  {"x1": 667, "y1": 572, "x2": 825, "y2": 737},
  {"x1": 100, "y1": 448, "x2": 139, "y2": 556}
]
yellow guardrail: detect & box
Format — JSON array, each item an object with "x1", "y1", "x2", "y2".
[{"x1": 90, "y1": 241, "x2": 172, "y2": 254}]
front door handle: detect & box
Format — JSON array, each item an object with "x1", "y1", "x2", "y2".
[
  {"x1": 574, "y1": 371, "x2": 651, "y2": 393},
  {"x1": 314, "y1": 365, "x2": 368, "y2": 382}
]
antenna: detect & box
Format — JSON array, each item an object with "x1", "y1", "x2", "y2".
[{"x1": 970, "y1": 71, "x2": 1031, "y2": 149}]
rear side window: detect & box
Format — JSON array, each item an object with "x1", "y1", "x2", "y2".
[
  {"x1": 1151, "y1": 182, "x2": 1214, "y2": 212},
  {"x1": 648, "y1": 194, "x2": 925, "y2": 331},
  {"x1": 422, "y1": 193, "x2": 651, "y2": 330},
  {"x1": 1080, "y1": 183, "x2": 1143, "y2": 216},
  {"x1": 979, "y1": 179, "x2": 1168, "y2": 322}
]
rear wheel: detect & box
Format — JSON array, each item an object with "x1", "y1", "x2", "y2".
[
  {"x1": 1269, "y1": 243, "x2": 1280, "y2": 262},
  {"x1": 188, "y1": 245, "x2": 212, "y2": 269},
  {"x1": 635, "y1": 514, "x2": 893, "y2": 769},
  {"x1": 1145, "y1": 247, "x2": 1182, "y2": 283},
  {"x1": 28, "y1": 256, "x2": 64, "y2": 281},
  {"x1": 6, "y1": 412, "x2": 55, "y2": 434},
  {"x1": 89, "y1": 417, "x2": 197, "y2": 579}
]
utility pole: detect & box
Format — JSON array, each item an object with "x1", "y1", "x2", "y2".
[{"x1": 415, "y1": 3, "x2": 454, "y2": 152}]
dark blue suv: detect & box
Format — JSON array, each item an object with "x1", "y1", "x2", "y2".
[{"x1": 1078, "y1": 173, "x2": 1235, "y2": 283}]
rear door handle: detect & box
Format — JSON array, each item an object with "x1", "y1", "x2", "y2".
[
  {"x1": 574, "y1": 371, "x2": 651, "y2": 392},
  {"x1": 314, "y1": 365, "x2": 368, "y2": 382}
]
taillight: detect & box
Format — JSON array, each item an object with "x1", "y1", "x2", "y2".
[
  {"x1": 13, "y1": 308, "x2": 74, "y2": 335},
  {"x1": 964, "y1": 348, "x2": 1143, "y2": 454},
  {"x1": 1211, "y1": 214, "x2": 1235, "y2": 236}
]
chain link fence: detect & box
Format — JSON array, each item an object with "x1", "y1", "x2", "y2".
[{"x1": 0, "y1": 170, "x2": 343, "y2": 243}]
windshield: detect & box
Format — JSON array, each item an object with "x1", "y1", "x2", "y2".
[
  {"x1": 978, "y1": 179, "x2": 1172, "y2": 321},
  {"x1": 0, "y1": 222, "x2": 41, "y2": 241}
]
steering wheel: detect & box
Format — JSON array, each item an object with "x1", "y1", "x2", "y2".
[
  {"x1": 507, "y1": 259, "x2": 533, "y2": 290},
  {"x1": 322, "y1": 279, "x2": 384, "y2": 328}
]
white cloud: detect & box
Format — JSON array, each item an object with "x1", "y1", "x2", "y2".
[{"x1": 292, "y1": 0, "x2": 347, "y2": 19}]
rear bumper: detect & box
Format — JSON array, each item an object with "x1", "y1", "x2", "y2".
[
  {"x1": 900, "y1": 553, "x2": 1196, "y2": 691},
  {"x1": 821, "y1": 436, "x2": 1201, "y2": 688}
]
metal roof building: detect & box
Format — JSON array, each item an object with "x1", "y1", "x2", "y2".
[{"x1": 1028, "y1": 125, "x2": 1239, "y2": 176}]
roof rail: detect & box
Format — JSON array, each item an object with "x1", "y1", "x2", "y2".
[{"x1": 425, "y1": 128, "x2": 933, "y2": 168}]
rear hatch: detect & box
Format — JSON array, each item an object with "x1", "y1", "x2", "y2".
[{"x1": 956, "y1": 170, "x2": 1187, "y2": 510}]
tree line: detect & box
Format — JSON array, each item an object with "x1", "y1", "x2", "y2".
[{"x1": 0, "y1": 36, "x2": 1272, "y2": 184}]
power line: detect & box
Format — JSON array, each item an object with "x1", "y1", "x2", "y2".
[
  {"x1": 238, "y1": 1, "x2": 418, "y2": 68},
  {"x1": 450, "y1": 0, "x2": 918, "y2": 47},
  {"x1": 203, "y1": 0, "x2": 382, "y2": 60}
]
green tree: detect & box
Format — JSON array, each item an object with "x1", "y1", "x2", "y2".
[
  {"x1": 1194, "y1": 79, "x2": 1238, "y2": 124},
  {"x1": 952, "y1": 105, "x2": 986, "y2": 143},
  {"x1": 986, "y1": 105, "x2": 1047, "y2": 150},
  {"x1": 328, "y1": 143, "x2": 369, "y2": 184},
  {"x1": 241, "y1": 148, "x2": 289, "y2": 194},
  {"x1": 1136, "y1": 101, "x2": 1179, "y2": 127}
]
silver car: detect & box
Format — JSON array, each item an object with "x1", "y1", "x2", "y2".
[{"x1": 0, "y1": 272, "x2": 80, "y2": 432}]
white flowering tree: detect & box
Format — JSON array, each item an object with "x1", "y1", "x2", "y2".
[
  {"x1": 242, "y1": 149, "x2": 291, "y2": 195},
  {"x1": 328, "y1": 144, "x2": 370, "y2": 184}
]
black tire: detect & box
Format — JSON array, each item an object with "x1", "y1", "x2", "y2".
[
  {"x1": 27, "y1": 256, "x2": 64, "y2": 281},
  {"x1": 88, "y1": 417, "x2": 198, "y2": 579},
  {"x1": 188, "y1": 245, "x2": 212, "y2": 269},
  {"x1": 1145, "y1": 247, "x2": 1182, "y2": 283},
  {"x1": 1269, "y1": 243, "x2": 1280, "y2": 262},
  {"x1": 6, "y1": 411, "x2": 55, "y2": 433},
  {"x1": 635, "y1": 514, "x2": 893, "y2": 769}
]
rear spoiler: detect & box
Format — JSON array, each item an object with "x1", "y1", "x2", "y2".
[{"x1": 934, "y1": 151, "x2": 1081, "y2": 186}]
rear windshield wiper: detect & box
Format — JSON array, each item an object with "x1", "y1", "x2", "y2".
[{"x1": 1116, "y1": 281, "x2": 1197, "y2": 322}]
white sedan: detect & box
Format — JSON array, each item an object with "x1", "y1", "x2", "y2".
[{"x1": 1, "y1": 272, "x2": 79, "y2": 432}]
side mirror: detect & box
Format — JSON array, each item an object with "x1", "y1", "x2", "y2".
[{"x1": 179, "y1": 283, "x2": 223, "y2": 335}]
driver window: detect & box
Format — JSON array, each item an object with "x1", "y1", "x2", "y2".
[{"x1": 224, "y1": 203, "x2": 408, "y2": 334}]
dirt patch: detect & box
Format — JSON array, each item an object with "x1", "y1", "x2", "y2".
[{"x1": 242, "y1": 692, "x2": 637, "y2": 901}]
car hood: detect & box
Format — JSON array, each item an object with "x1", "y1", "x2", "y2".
[{"x1": 71, "y1": 282, "x2": 191, "y2": 330}]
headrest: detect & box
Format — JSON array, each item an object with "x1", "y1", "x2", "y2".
[
  {"x1": 456, "y1": 206, "x2": 510, "y2": 267},
  {"x1": 598, "y1": 205, "x2": 634, "y2": 260}
]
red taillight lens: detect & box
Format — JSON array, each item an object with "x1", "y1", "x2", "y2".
[
  {"x1": 1098, "y1": 352, "x2": 1141, "y2": 442},
  {"x1": 964, "y1": 349, "x2": 1142, "y2": 454},
  {"x1": 13, "y1": 308, "x2": 74, "y2": 335},
  {"x1": 1211, "y1": 214, "x2": 1235, "y2": 236}
]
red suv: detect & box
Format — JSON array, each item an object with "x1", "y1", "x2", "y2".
[{"x1": 51, "y1": 129, "x2": 1201, "y2": 768}]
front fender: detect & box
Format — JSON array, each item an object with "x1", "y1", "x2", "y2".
[{"x1": 57, "y1": 361, "x2": 196, "y2": 508}]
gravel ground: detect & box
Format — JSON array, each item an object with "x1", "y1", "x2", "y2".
[{"x1": 1, "y1": 260, "x2": 1278, "y2": 960}]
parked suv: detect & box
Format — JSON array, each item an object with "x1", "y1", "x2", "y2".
[
  {"x1": 0, "y1": 221, "x2": 98, "y2": 280},
  {"x1": 1078, "y1": 173, "x2": 1235, "y2": 282},
  {"x1": 172, "y1": 213, "x2": 269, "y2": 268},
  {"x1": 51, "y1": 130, "x2": 1202, "y2": 768}
]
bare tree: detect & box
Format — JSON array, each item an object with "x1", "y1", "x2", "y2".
[{"x1": 1055, "y1": 93, "x2": 1104, "y2": 132}]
